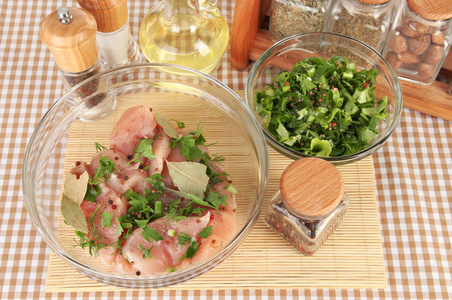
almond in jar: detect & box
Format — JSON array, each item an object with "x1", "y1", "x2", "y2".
[{"x1": 382, "y1": 0, "x2": 452, "y2": 84}]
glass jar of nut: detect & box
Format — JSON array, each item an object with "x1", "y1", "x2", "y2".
[{"x1": 382, "y1": 0, "x2": 452, "y2": 85}]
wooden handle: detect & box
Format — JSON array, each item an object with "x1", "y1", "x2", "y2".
[
  {"x1": 407, "y1": 0, "x2": 452, "y2": 20},
  {"x1": 280, "y1": 158, "x2": 344, "y2": 217},
  {"x1": 231, "y1": 0, "x2": 261, "y2": 70},
  {"x1": 77, "y1": 0, "x2": 128, "y2": 32},
  {"x1": 39, "y1": 7, "x2": 98, "y2": 73}
]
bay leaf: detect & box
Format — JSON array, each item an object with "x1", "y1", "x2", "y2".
[
  {"x1": 166, "y1": 161, "x2": 209, "y2": 199},
  {"x1": 61, "y1": 194, "x2": 88, "y2": 233},
  {"x1": 64, "y1": 171, "x2": 89, "y2": 205},
  {"x1": 154, "y1": 113, "x2": 179, "y2": 139}
]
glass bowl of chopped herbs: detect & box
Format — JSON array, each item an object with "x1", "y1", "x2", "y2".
[
  {"x1": 246, "y1": 32, "x2": 403, "y2": 164},
  {"x1": 22, "y1": 63, "x2": 269, "y2": 288}
]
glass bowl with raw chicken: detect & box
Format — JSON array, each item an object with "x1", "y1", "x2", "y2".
[{"x1": 22, "y1": 63, "x2": 269, "y2": 288}]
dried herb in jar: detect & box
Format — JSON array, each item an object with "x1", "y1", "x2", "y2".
[
  {"x1": 325, "y1": 0, "x2": 395, "y2": 53},
  {"x1": 270, "y1": 0, "x2": 329, "y2": 41}
]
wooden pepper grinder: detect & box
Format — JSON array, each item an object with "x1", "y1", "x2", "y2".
[
  {"x1": 77, "y1": 0, "x2": 141, "y2": 69},
  {"x1": 39, "y1": 7, "x2": 101, "y2": 106},
  {"x1": 265, "y1": 158, "x2": 349, "y2": 255}
]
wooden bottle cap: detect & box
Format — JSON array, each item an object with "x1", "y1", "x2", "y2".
[
  {"x1": 407, "y1": 0, "x2": 452, "y2": 21},
  {"x1": 280, "y1": 158, "x2": 344, "y2": 217},
  {"x1": 77, "y1": 0, "x2": 129, "y2": 33},
  {"x1": 357, "y1": 0, "x2": 392, "y2": 4},
  {"x1": 39, "y1": 7, "x2": 98, "y2": 73}
]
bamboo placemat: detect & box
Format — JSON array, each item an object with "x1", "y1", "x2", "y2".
[{"x1": 45, "y1": 91, "x2": 387, "y2": 292}]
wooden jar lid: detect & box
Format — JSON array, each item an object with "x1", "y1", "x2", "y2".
[
  {"x1": 280, "y1": 158, "x2": 344, "y2": 217},
  {"x1": 39, "y1": 7, "x2": 98, "y2": 73},
  {"x1": 406, "y1": 0, "x2": 452, "y2": 21},
  {"x1": 77, "y1": 0, "x2": 129, "y2": 33},
  {"x1": 357, "y1": 0, "x2": 392, "y2": 4}
]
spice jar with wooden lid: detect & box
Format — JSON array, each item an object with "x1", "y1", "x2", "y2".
[
  {"x1": 39, "y1": 7, "x2": 101, "y2": 107},
  {"x1": 77, "y1": 0, "x2": 141, "y2": 69},
  {"x1": 324, "y1": 0, "x2": 396, "y2": 53},
  {"x1": 265, "y1": 158, "x2": 349, "y2": 255},
  {"x1": 382, "y1": 0, "x2": 452, "y2": 85}
]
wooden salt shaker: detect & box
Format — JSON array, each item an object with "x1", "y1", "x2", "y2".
[
  {"x1": 39, "y1": 7, "x2": 101, "y2": 106},
  {"x1": 77, "y1": 0, "x2": 141, "y2": 68},
  {"x1": 265, "y1": 158, "x2": 349, "y2": 255}
]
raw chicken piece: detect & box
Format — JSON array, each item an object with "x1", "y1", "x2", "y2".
[
  {"x1": 110, "y1": 105, "x2": 158, "y2": 156},
  {"x1": 121, "y1": 212, "x2": 210, "y2": 275},
  {"x1": 147, "y1": 127, "x2": 172, "y2": 176},
  {"x1": 89, "y1": 149, "x2": 134, "y2": 178},
  {"x1": 80, "y1": 183, "x2": 129, "y2": 244},
  {"x1": 179, "y1": 206, "x2": 236, "y2": 269},
  {"x1": 179, "y1": 165, "x2": 237, "y2": 269},
  {"x1": 108, "y1": 169, "x2": 152, "y2": 196},
  {"x1": 98, "y1": 247, "x2": 137, "y2": 275}
]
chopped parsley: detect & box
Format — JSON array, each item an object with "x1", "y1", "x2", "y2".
[
  {"x1": 170, "y1": 122, "x2": 206, "y2": 161},
  {"x1": 139, "y1": 244, "x2": 154, "y2": 259},
  {"x1": 101, "y1": 212, "x2": 114, "y2": 227},
  {"x1": 199, "y1": 225, "x2": 212, "y2": 239},
  {"x1": 95, "y1": 142, "x2": 108, "y2": 153},
  {"x1": 177, "y1": 226, "x2": 212, "y2": 260},
  {"x1": 254, "y1": 56, "x2": 388, "y2": 157},
  {"x1": 129, "y1": 138, "x2": 157, "y2": 165},
  {"x1": 90, "y1": 156, "x2": 118, "y2": 185},
  {"x1": 84, "y1": 183, "x2": 101, "y2": 202}
]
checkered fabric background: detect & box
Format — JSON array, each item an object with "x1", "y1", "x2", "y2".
[{"x1": 0, "y1": 0, "x2": 451, "y2": 299}]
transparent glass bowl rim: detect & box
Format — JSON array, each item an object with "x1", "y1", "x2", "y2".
[
  {"x1": 246, "y1": 32, "x2": 403, "y2": 164},
  {"x1": 22, "y1": 62, "x2": 270, "y2": 286}
]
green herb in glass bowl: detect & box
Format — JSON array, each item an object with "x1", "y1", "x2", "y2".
[{"x1": 255, "y1": 56, "x2": 389, "y2": 157}]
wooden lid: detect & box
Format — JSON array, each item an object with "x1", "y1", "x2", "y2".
[
  {"x1": 39, "y1": 7, "x2": 98, "y2": 73},
  {"x1": 280, "y1": 158, "x2": 344, "y2": 217},
  {"x1": 406, "y1": 0, "x2": 452, "y2": 21},
  {"x1": 357, "y1": 0, "x2": 392, "y2": 4},
  {"x1": 77, "y1": 0, "x2": 128, "y2": 33}
]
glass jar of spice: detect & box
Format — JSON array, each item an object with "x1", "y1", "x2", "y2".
[
  {"x1": 270, "y1": 0, "x2": 330, "y2": 42},
  {"x1": 382, "y1": 0, "x2": 452, "y2": 85},
  {"x1": 265, "y1": 158, "x2": 349, "y2": 255},
  {"x1": 324, "y1": 0, "x2": 396, "y2": 53}
]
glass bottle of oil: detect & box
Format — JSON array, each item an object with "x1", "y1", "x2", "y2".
[{"x1": 139, "y1": 0, "x2": 229, "y2": 75}]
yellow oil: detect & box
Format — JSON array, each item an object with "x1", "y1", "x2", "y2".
[{"x1": 139, "y1": 6, "x2": 229, "y2": 75}]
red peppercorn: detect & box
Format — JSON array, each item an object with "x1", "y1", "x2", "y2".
[
  {"x1": 363, "y1": 83, "x2": 367, "y2": 88},
  {"x1": 285, "y1": 81, "x2": 290, "y2": 86}
]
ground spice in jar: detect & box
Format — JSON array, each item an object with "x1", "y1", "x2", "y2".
[
  {"x1": 324, "y1": 0, "x2": 395, "y2": 64},
  {"x1": 270, "y1": 0, "x2": 330, "y2": 41}
]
